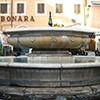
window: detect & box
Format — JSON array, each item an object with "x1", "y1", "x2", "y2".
[
  {"x1": 37, "y1": 3, "x2": 44, "y2": 13},
  {"x1": 0, "y1": 2, "x2": 9, "y2": 15},
  {"x1": 0, "y1": 4, "x2": 7, "y2": 13},
  {"x1": 56, "y1": 4, "x2": 63, "y2": 14},
  {"x1": 17, "y1": 3, "x2": 24, "y2": 13},
  {"x1": 15, "y1": 2, "x2": 26, "y2": 15},
  {"x1": 35, "y1": 2, "x2": 46, "y2": 16},
  {"x1": 74, "y1": 4, "x2": 81, "y2": 14}
]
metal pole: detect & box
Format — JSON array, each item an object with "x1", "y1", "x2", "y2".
[{"x1": 11, "y1": 0, "x2": 13, "y2": 28}]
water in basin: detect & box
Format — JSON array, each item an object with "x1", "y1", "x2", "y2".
[{"x1": 0, "y1": 56, "x2": 100, "y2": 63}]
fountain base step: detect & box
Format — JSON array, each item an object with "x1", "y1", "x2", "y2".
[{"x1": 0, "y1": 84, "x2": 100, "y2": 100}]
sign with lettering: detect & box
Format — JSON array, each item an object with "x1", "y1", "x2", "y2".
[{"x1": 0, "y1": 16, "x2": 35, "y2": 22}]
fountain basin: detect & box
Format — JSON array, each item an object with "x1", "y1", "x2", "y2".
[
  {"x1": 0, "y1": 56, "x2": 99, "y2": 99},
  {"x1": 7, "y1": 36, "x2": 90, "y2": 49},
  {"x1": 3, "y1": 27, "x2": 92, "y2": 49},
  {"x1": 0, "y1": 56, "x2": 100, "y2": 88},
  {"x1": 0, "y1": 56, "x2": 100, "y2": 98},
  {"x1": 0, "y1": 62, "x2": 100, "y2": 88}
]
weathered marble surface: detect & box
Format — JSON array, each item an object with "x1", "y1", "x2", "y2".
[
  {"x1": 0, "y1": 62, "x2": 100, "y2": 88},
  {"x1": 0, "y1": 84, "x2": 99, "y2": 98},
  {"x1": 0, "y1": 59, "x2": 99, "y2": 99},
  {"x1": 3, "y1": 27, "x2": 93, "y2": 49}
]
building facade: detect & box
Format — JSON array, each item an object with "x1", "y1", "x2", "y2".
[
  {"x1": 0, "y1": 0, "x2": 86, "y2": 30},
  {"x1": 88, "y1": 0, "x2": 100, "y2": 28},
  {"x1": 86, "y1": 0, "x2": 100, "y2": 51}
]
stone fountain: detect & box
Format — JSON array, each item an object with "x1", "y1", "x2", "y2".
[
  {"x1": 0, "y1": 27, "x2": 100, "y2": 100},
  {"x1": 4, "y1": 27, "x2": 92, "y2": 55}
]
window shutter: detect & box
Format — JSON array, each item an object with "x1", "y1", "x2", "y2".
[
  {"x1": 74, "y1": 4, "x2": 80, "y2": 14},
  {"x1": 37, "y1": 3, "x2": 44, "y2": 13},
  {"x1": 17, "y1": 3, "x2": 24, "y2": 13},
  {"x1": 56, "y1": 4, "x2": 63, "y2": 13},
  {"x1": 0, "y1": 4, "x2": 7, "y2": 13}
]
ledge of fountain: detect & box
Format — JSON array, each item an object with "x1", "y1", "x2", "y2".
[{"x1": 0, "y1": 62, "x2": 100, "y2": 68}]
